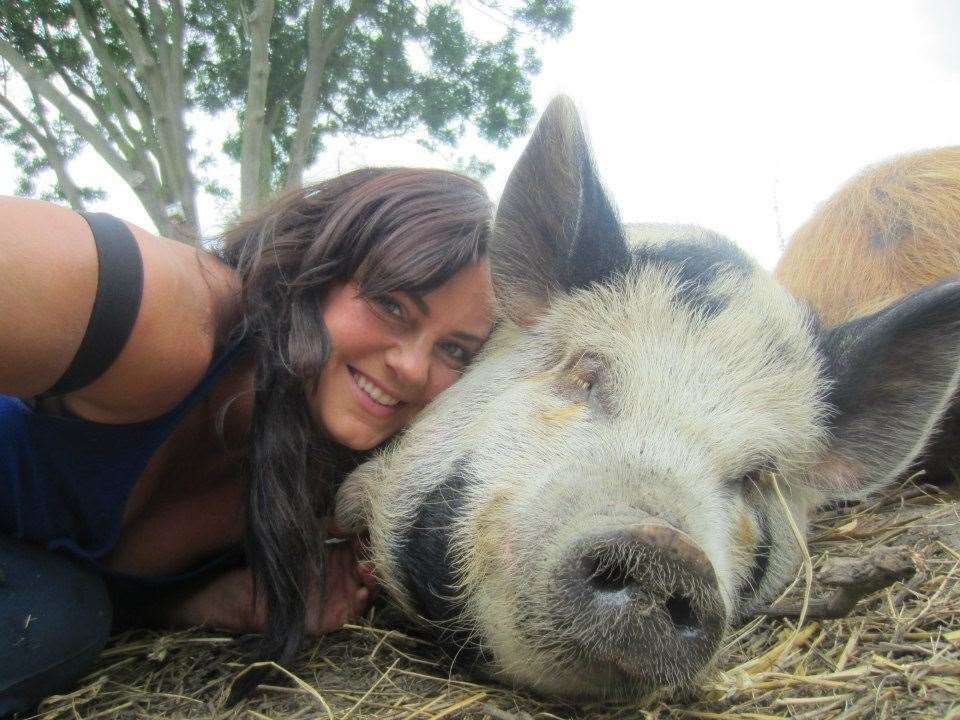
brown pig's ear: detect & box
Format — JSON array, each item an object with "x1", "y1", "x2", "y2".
[
  {"x1": 490, "y1": 95, "x2": 632, "y2": 327},
  {"x1": 809, "y1": 278, "x2": 960, "y2": 500}
]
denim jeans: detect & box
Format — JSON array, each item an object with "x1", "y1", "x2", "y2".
[{"x1": 0, "y1": 536, "x2": 112, "y2": 717}]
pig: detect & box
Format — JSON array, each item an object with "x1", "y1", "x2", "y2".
[
  {"x1": 336, "y1": 97, "x2": 960, "y2": 700},
  {"x1": 776, "y1": 146, "x2": 960, "y2": 483},
  {"x1": 776, "y1": 146, "x2": 960, "y2": 326}
]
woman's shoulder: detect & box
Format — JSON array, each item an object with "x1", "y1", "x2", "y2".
[
  {"x1": 0, "y1": 197, "x2": 242, "y2": 424},
  {"x1": 71, "y1": 217, "x2": 241, "y2": 423}
]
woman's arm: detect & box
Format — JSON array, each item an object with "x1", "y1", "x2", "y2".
[
  {"x1": 0, "y1": 197, "x2": 99, "y2": 396},
  {"x1": 150, "y1": 566, "x2": 262, "y2": 633},
  {"x1": 151, "y1": 542, "x2": 376, "y2": 635},
  {"x1": 0, "y1": 196, "x2": 239, "y2": 422}
]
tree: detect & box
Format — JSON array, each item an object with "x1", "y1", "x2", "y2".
[{"x1": 0, "y1": 1, "x2": 572, "y2": 242}]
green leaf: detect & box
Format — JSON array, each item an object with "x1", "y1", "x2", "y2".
[{"x1": 1, "y1": 0, "x2": 572, "y2": 220}]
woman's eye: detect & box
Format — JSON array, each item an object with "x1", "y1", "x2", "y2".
[
  {"x1": 439, "y1": 341, "x2": 472, "y2": 366},
  {"x1": 373, "y1": 296, "x2": 404, "y2": 319}
]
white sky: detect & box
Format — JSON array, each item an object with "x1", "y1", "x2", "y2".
[{"x1": 4, "y1": 1, "x2": 960, "y2": 269}]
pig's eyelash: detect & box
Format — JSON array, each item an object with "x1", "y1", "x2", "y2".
[
  {"x1": 727, "y1": 460, "x2": 778, "y2": 493},
  {"x1": 567, "y1": 351, "x2": 606, "y2": 396}
]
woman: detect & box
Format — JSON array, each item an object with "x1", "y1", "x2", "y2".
[{"x1": 0, "y1": 167, "x2": 495, "y2": 714}]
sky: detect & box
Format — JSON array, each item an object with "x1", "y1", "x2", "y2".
[{"x1": 4, "y1": 1, "x2": 960, "y2": 269}]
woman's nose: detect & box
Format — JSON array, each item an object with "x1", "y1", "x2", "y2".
[{"x1": 385, "y1": 340, "x2": 431, "y2": 391}]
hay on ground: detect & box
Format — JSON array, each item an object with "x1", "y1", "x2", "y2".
[{"x1": 31, "y1": 475, "x2": 960, "y2": 720}]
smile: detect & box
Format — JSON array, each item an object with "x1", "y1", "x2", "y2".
[{"x1": 350, "y1": 368, "x2": 401, "y2": 407}]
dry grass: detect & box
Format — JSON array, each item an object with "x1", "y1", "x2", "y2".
[{"x1": 30, "y1": 475, "x2": 960, "y2": 720}]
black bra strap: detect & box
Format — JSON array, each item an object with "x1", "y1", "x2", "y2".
[{"x1": 43, "y1": 212, "x2": 144, "y2": 397}]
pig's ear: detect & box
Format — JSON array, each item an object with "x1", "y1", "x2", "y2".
[
  {"x1": 809, "y1": 278, "x2": 960, "y2": 499},
  {"x1": 335, "y1": 458, "x2": 380, "y2": 534},
  {"x1": 491, "y1": 95, "x2": 632, "y2": 326}
]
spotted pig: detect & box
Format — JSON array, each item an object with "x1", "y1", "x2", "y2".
[
  {"x1": 776, "y1": 146, "x2": 960, "y2": 483},
  {"x1": 336, "y1": 98, "x2": 960, "y2": 699}
]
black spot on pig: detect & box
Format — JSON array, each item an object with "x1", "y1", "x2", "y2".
[
  {"x1": 633, "y1": 234, "x2": 754, "y2": 319},
  {"x1": 737, "y1": 505, "x2": 772, "y2": 603},
  {"x1": 397, "y1": 459, "x2": 485, "y2": 665}
]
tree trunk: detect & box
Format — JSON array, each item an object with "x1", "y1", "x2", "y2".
[
  {"x1": 101, "y1": 0, "x2": 199, "y2": 242},
  {"x1": 240, "y1": 0, "x2": 276, "y2": 213},
  {"x1": 286, "y1": 0, "x2": 363, "y2": 190}
]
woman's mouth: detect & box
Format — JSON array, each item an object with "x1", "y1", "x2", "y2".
[{"x1": 349, "y1": 367, "x2": 402, "y2": 414}]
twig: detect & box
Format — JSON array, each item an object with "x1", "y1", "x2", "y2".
[{"x1": 762, "y1": 546, "x2": 915, "y2": 619}]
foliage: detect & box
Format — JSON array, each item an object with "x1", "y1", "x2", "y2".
[{"x1": 0, "y1": 0, "x2": 572, "y2": 240}]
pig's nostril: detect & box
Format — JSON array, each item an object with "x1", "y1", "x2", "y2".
[
  {"x1": 665, "y1": 594, "x2": 701, "y2": 639},
  {"x1": 585, "y1": 558, "x2": 634, "y2": 594}
]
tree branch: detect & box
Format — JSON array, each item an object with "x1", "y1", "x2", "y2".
[
  {"x1": 167, "y1": 0, "x2": 185, "y2": 116},
  {"x1": 0, "y1": 92, "x2": 86, "y2": 209},
  {"x1": 147, "y1": 0, "x2": 171, "y2": 75},
  {"x1": 240, "y1": 0, "x2": 275, "y2": 211},
  {"x1": 102, "y1": 0, "x2": 199, "y2": 236},
  {"x1": 0, "y1": 36, "x2": 145, "y2": 189},
  {"x1": 98, "y1": 0, "x2": 171, "y2": 173},
  {"x1": 28, "y1": 89, "x2": 88, "y2": 209},
  {"x1": 161, "y1": 0, "x2": 198, "y2": 231},
  {"x1": 31, "y1": 35, "x2": 163, "y2": 203},
  {"x1": 0, "y1": 93, "x2": 43, "y2": 142},
  {"x1": 285, "y1": 0, "x2": 363, "y2": 190},
  {"x1": 0, "y1": 36, "x2": 181, "y2": 234},
  {"x1": 70, "y1": 0, "x2": 155, "y2": 142},
  {"x1": 35, "y1": 18, "x2": 120, "y2": 130},
  {"x1": 43, "y1": 55, "x2": 138, "y2": 162},
  {"x1": 321, "y1": 101, "x2": 416, "y2": 140},
  {"x1": 101, "y1": 0, "x2": 159, "y2": 79}
]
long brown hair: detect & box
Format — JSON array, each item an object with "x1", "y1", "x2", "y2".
[{"x1": 218, "y1": 167, "x2": 492, "y2": 664}]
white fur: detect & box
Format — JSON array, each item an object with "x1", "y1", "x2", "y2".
[{"x1": 337, "y1": 236, "x2": 835, "y2": 698}]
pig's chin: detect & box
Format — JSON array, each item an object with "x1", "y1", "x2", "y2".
[
  {"x1": 483, "y1": 640, "x2": 708, "y2": 701},
  {"x1": 566, "y1": 645, "x2": 716, "y2": 695},
  {"x1": 483, "y1": 602, "x2": 722, "y2": 699}
]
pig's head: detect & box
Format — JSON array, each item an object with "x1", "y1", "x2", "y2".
[{"x1": 336, "y1": 97, "x2": 960, "y2": 699}]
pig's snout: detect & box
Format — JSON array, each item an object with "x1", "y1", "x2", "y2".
[{"x1": 552, "y1": 521, "x2": 724, "y2": 686}]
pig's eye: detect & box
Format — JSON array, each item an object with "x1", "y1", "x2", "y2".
[
  {"x1": 732, "y1": 473, "x2": 755, "y2": 493},
  {"x1": 562, "y1": 353, "x2": 606, "y2": 405},
  {"x1": 734, "y1": 465, "x2": 775, "y2": 495},
  {"x1": 572, "y1": 374, "x2": 594, "y2": 392}
]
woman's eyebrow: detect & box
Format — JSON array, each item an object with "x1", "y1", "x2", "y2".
[
  {"x1": 407, "y1": 292, "x2": 430, "y2": 315},
  {"x1": 450, "y1": 330, "x2": 485, "y2": 344}
]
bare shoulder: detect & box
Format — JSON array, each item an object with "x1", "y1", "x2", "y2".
[
  {"x1": 0, "y1": 196, "x2": 99, "y2": 396},
  {"x1": 0, "y1": 196, "x2": 241, "y2": 423},
  {"x1": 70, "y1": 218, "x2": 241, "y2": 423}
]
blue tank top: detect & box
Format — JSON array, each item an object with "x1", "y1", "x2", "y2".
[{"x1": 0, "y1": 341, "x2": 247, "y2": 574}]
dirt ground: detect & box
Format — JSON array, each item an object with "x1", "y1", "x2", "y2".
[{"x1": 29, "y1": 475, "x2": 960, "y2": 720}]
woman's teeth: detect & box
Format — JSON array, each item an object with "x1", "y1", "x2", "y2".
[{"x1": 353, "y1": 370, "x2": 400, "y2": 406}]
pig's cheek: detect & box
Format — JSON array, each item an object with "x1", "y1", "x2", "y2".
[
  {"x1": 502, "y1": 534, "x2": 515, "y2": 571},
  {"x1": 472, "y1": 491, "x2": 519, "y2": 579}
]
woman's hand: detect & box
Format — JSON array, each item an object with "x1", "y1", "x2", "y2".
[
  {"x1": 154, "y1": 539, "x2": 376, "y2": 635},
  {"x1": 306, "y1": 537, "x2": 377, "y2": 635}
]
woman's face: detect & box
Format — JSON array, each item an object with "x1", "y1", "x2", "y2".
[{"x1": 312, "y1": 260, "x2": 494, "y2": 451}]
